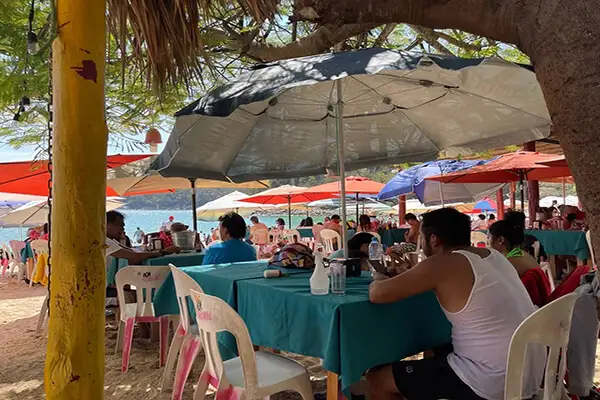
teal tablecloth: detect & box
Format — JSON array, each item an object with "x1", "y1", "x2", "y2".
[
  {"x1": 525, "y1": 230, "x2": 590, "y2": 260},
  {"x1": 107, "y1": 251, "x2": 205, "y2": 285},
  {"x1": 378, "y1": 228, "x2": 409, "y2": 246},
  {"x1": 235, "y1": 273, "x2": 451, "y2": 392}
]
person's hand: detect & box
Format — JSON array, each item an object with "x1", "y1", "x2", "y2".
[
  {"x1": 372, "y1": 270, "x2": 389, "y2": 281},
  {"x1": 163, "y1": 246, "x2": 181, "y2": 255}
]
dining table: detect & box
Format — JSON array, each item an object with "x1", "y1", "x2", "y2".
[
  {"x1": 153, "y1": 262, "x2": 451, "y2": 400},
  {"x1": 377, "y1": 228, "x2": 409, "y2": 246},
  {"x1": 524, "y1": 229, "x2": 590, "y2": 261}
]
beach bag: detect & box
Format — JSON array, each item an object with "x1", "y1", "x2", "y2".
[{"x1": 268, "y1": 243, "x2": 315, "y2": 269}]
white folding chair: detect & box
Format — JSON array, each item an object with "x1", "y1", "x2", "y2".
[
  {"x1": 8, "y1": 240, "x2": 27, "y2": 282},
  {"x1": 162, "y1": 264, "x2": 204, "y2": 399},
  {"x1": 1, "y1": 243, "x2": 22, "y2": 281},
  {"x1": 320, "y1": 229, "x2": 341, "y2": 256},
  {"x1": 504, "y1": 292, "x2": 579, "y2": 400},
  {"x1": 189, "y1": 290, "x2": 313, "y2": 400},
  {"x1": 585, "y1": 230, "x2": 595, "y2": 267},
  {"x1": 283, "y1": 229, "x2": 301, "y2": 244},
  {"x1": 30, "y1": 239, "x2": 49, "y2": 287},
  {"x1": 115, "y1": 265, "x2": 171, "y2": 373},
  {"x1": 540, "y1": 261, "x2": 556, "y2": 292},
  {"x1": 471, "y1": 231, "x2": 488, "y2": 247}
]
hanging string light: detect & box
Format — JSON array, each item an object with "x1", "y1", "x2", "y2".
[{"x1": 27, "y1": 0, "x2": 40, "y2": 55}]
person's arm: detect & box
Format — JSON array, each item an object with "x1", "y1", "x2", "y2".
[
  {"x1": 112, "y1": 246, "x2": 177, "y2": 265},
  {"x1": 369, "y1": 255, "x2": 441, "y2": 304}
]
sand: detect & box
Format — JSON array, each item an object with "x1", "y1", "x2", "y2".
[{"x1": 0, "y1": 281, "x2": 598, "y2": 399}]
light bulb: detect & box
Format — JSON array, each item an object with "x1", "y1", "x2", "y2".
[{"x1": 27, "y1": 31, "x2": 39, "y2": 55}]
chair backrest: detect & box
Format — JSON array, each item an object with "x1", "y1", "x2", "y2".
[
  {"x1": 189, "y1": 289, "x2": 258, "y2": 391},
  {"x1": 532, "y1": 240, "x2": 541, "y2": 261},
  {"x1": 504, "y1": 292, "x2": 579, "y2": 400},
  {"x1": 282, "y1": 229, "x2": 301, "y2": 244},
  {"x1": 312, "y1": 225, "x2": 324, "y2": 243},
  {"x1": 585, "y1": 230, "x2": 595, "y2": 267},
  {"x1": 30, "y1": 240, "x2": 49, "y2": 264},
  {"x1": 320, "y1": 229, "x2": 341, "y2": 254},
  {"x1": 9, "y1": 240, "x2": 25, "y2": 258},
  {"x1": 268, "y1": 229, "x2": 282, "y2": 244},
  {"x1": 2, "y1": 243, "x2": 15, "y2": 261},
  {"x1": 470, "y1": 231, "x2": 488, "y2": 247},
  {"x1": 115, "y1": 266, "x2": 170, "y2": 317},
  {"x1": 252, "y1": 228, "x2": 269, "y2": 245},
  {"x1": 169, "y1": 264, "x2": 203, "y2": 333},
  {"x1": 540, "y1": 262, "x2": 556, "y2": 292}
]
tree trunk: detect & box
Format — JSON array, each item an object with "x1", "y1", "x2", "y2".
[
  {"x1": 292, "y1": 0, "x2": 600, "y2": 268},
  {"x1": 523, "y1": 141, "x2": 539, "y2": 226},
  {"x1": 44, "y1": 0, "x2": 107, "y2": 397}
]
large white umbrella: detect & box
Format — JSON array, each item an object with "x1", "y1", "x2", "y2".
[
  {"x1": 196, "y1": 191, "x2": 269, "y2": 221},
  {"x1": 0, "y1": 198, "x2": 124, "y2": 226}
]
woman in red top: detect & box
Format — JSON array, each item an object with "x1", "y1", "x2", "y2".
[{"x1": 489, "y1": 215, "x2": 552, "y2": 307}]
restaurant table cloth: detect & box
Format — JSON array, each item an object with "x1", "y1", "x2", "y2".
[
  {"x1": 107, "y1": 251, "x2": 205, "y2": 285},
  {"x1": 235, "y1": 273, "x2": 451, "y2": 392},
  {"x1": 525, "y1": 230, "x2": 590, "y2": 260},
  {"x1": 378, "y1": 228, "x2": 409, "y2": 246}
]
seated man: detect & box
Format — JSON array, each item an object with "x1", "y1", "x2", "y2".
[
  {"x1": 105, "y1": 210, "x2": 179, "y2": 298},
  {"x1": 324, "y1": 214, "x2": 343, "y2": 236},
  {"x1": 367, "y1": 208, "x2": 544, "y2": 400},
  {"x1": 202, "y1": 212, "x2": 257, "y2": 265}
]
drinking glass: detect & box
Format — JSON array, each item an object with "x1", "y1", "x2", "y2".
[{"x1": 330, "y1": 261, "x2": 346, "y2": 296}]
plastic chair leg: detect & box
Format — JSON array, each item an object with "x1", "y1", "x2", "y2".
[
  {"x1": 36, "y1": 295, "x2": 49, "y2": 334},
  {"x1": 115, "y1": 320, "x2": 125, "y2": 354},
  {"x1": 161, "y1": 324, "x2": 186, "y2": 390},
  {"x1": 159, "y1": 316, "x2": 169, "y2": 367},
  {"x1": 172, "y1": 335, "x2": 202, "y2": 400},
  {"x1": 194, "y1": 369, "x2": 221, "y2": 400},
  {"x1": 121, "y1": 318, "x2": 135, "y2": 373},
  {"x1": 293, "y1": 375, "x2": 314, "y2": 400}
]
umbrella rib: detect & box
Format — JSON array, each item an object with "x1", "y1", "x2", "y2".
[{"x1": 0, "y1": 170, "x2": 49, "y2": 186}]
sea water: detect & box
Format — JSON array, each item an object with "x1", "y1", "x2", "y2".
[{"x1": 0, "y1": 210, "x2": 317, "y2": 244}]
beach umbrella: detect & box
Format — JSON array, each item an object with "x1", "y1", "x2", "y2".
[
  {"x1": 469, "y1": 198, "x2": 497, "y2": 214},
  {"x1": 378, "y1": 160, "x2": 503, "y2": 206},
  {"x1": 0, "y1": 198, "x2": 124, "y2": 226},
  {"x1": 427, "y1": 152, "x2": 570, "y2": 208},
  {"x1": 240, "y1": 185, "x2": 336, "y2": 226},
  {"x1": 153, "y1": 48, "x2": 551, "y2": 256},
  {"x1": 0, "y1": 154, "x2": 152, "y2": 197},
  {"x1": 196, "y1": 191, "x2": 270, "y2": 221}
]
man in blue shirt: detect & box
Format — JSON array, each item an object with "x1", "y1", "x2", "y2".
[{"x1": 202, "y1": 212, "x2": 257, "y2": 265}]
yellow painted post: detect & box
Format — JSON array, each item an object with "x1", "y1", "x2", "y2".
[{"x1": 44, "y1": 0, "x2": 107, "y2": 398}]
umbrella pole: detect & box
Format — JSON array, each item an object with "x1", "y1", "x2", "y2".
[
  {"x1": 520, "y1": 172, "x2": 525, "y2": 210},
  {"x1": 562, "y1": 177, "x2": 567, "y2": 204},
  {"x1": 336, "y1": 80, "x2": 348, "y2": 258},
  {"x1": 190, "y1": 179, "x2": 198, "y2": 232},
  {"x1": 288, "y1": 196, "x2": 292, "y2": 228},
  {"x1": 356, "y1": 193, "x2": 359, "y2": 221}
]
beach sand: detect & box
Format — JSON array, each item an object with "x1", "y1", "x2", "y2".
[{"x1": 0, "y1": 281, "x2": 598, "y2": 399}]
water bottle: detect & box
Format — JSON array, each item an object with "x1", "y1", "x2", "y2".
[
  {"x1": 310, "y1": 250, "x2": 330, "y2": 295},
  {"x1": 368, "y1": 237, "x2": 382, "y2": 261}
]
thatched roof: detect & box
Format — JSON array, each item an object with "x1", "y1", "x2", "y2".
[{"x1": 106, "y1": 0, "x2": 278, "y2": 91}]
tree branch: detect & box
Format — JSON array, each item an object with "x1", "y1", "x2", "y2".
[
  {"x1": 409, "y1": 25, "x2": 453, "y2": 55},
  {"x1": 373, "y1": 24, "x2": 396, "y2": 47}
]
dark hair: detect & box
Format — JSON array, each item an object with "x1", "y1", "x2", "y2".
[
  {"x1": 348, "y1": 232, "x2": 374, "y2": 258},
  {"x1": 489, "y1": 220, "x2": 524, "y2": 250},
  {"x1": 276, "y1": 218, "x2": 285, "y2": 226},
  {"x1": 250, "y1": 216, "x2": 259, "y2": 223},
  {"x1": 478, "y1": 214, "x2": 486, "y2": 220},
  {"x1": 107, "y1": 210, "x2": 125, "y2": 224},
  {"x1": 359, "y1": 214, "x2": 371, "y2": 230},
  {"x1": 218, "y1": 212, "x2": 247, "y2": 239},
  {"x1": 489, "y1": 214, "x2": 496, "y2": 220},
  {"x1": 43, "y1": 223, "x2": 49, "y2": 234},
  {"x1": 504, "y1": 210, "x2": 526, "y2": 229},
  {"x1": 331, "y1": 214, "x2": 340, "y2": 221},
  {"x1": 404, "y1": 213, "x2": 417, "y2": 222},
  {"x1": 421, "y1": 208, "x2": 471, "y2": 248},
  {"x1": 304, "y1": 217, "x2": 314, "y2": 227},
  {"x1": 317, "y1": 222, "x2": 323, "y2": 226},
  {"x1": 299, "y1": 219, "x2": 306, "y2": 227}
]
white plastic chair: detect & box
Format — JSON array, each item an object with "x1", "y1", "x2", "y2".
[
  {"x1": 8, "y1": 240, "x2": 27, "y2": 282},
  {"x1": 540, "y1": 262, "x2": 556, "y2": 292},
  {"x1": 1, "y1": 243, "x2": 23, "y2": 282},
  {"x1": 283, "y1": 229, "x2": 301, "y2": 244},
  {"x1": 268, "y1": 229, "x2": 282, "y2": 244},
  {"x1": 29, "y1": 239, "x2": 49, "y2": 287},
  {"x1": 504, "y1": 292, "x2": 579, "y2": 400},
  {"x1": 532, "y1": 241, "x2": 541, "y2": 262},
  {"x1": 585, "y1": 230, "x2": 595, "y2": 267},
  {"x1": 115, "y1": 265, "x2": 171, "y2": 373},
  {"x1": 470, "y1": 231, "x2": 488, "y2": 247},
  {"x1": 189, "y1": 290, "x2": 313, "y2": 400},
  {"x1": 162, "y1": 264, "x2": 204, "y2": 399},
  {"x1": 320, "y1": 229, "x2": 341, "y2": 256}
]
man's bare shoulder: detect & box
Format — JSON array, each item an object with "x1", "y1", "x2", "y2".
[{"x1": 418, "y1": 248, "x2": 490, "y2": 270}]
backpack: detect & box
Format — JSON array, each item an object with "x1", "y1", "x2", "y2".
[{"x1": 268, "y1": 242, "x2": 315, "y2": 269}]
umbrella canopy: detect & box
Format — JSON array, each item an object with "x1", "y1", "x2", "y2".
[
  {"x1": 240, "y1": 185, "x2": 336, "y2": 205},
  {"x1": 0, "y1": 154, "x2": 152, "y2": 196},
  {"x1": 196, "y1": 191, "x2": 269, "y2": 221},
  {"x1": 378, "y1": 160, "x2": 503, "y2": 206},
  {"x1": 405, "y1": 199, "x2": 474, "y2": 214},
  {"x1": 308, "y1": 198, "x2": 393, "y2": 212},
  {"x1": 0, "y1": 198, "x2": 124, "y2": 226},
  {"x1": 469, "y1": 198, "x2": 497, "y2": 214},
  {"x1": 152, "y1": 48, "x2": 550, "y2": 182},
  {"x1": 427, "y1": 152, "x2": 568, "y2": 184}
]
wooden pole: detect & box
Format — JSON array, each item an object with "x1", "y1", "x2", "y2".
[
  {"x1": 509, "y1": 182, "x2": 516, "y2": 210},
  {"x1": 495, "y1": 188, "x2": 504, "y2": 220},
  {"x1": 398, "y1": 195, "x2": 406, "y2": 223},
  {"x1": 45, "y1": 0, "x2": 107, "y2": 398}
]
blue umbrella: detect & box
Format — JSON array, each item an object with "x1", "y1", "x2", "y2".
[{"x1": 378, "y1": 160, "x2": 503, "y2": 206}]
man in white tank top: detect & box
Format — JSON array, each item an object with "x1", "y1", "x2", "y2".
[{"x1": 365, "y1": 208, "x2": 545, "y2": 400}]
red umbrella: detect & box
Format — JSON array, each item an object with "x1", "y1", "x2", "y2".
[{"x1": 0, "y1": 154, "x2": 152, "y2": 196}]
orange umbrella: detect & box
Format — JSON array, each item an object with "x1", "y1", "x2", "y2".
[
  {"x1": 0, "y1": 154, "x2": 152, "y2": 196},
  {"x1": 240, "y1": 185, "x2": 337, "y2": 226},
  {"x1": 427, "y1": 152, "x2": 571, "y2": 208},
  {"x1": 302, "y1": 176, "x2": 386, "y2": 220}
]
